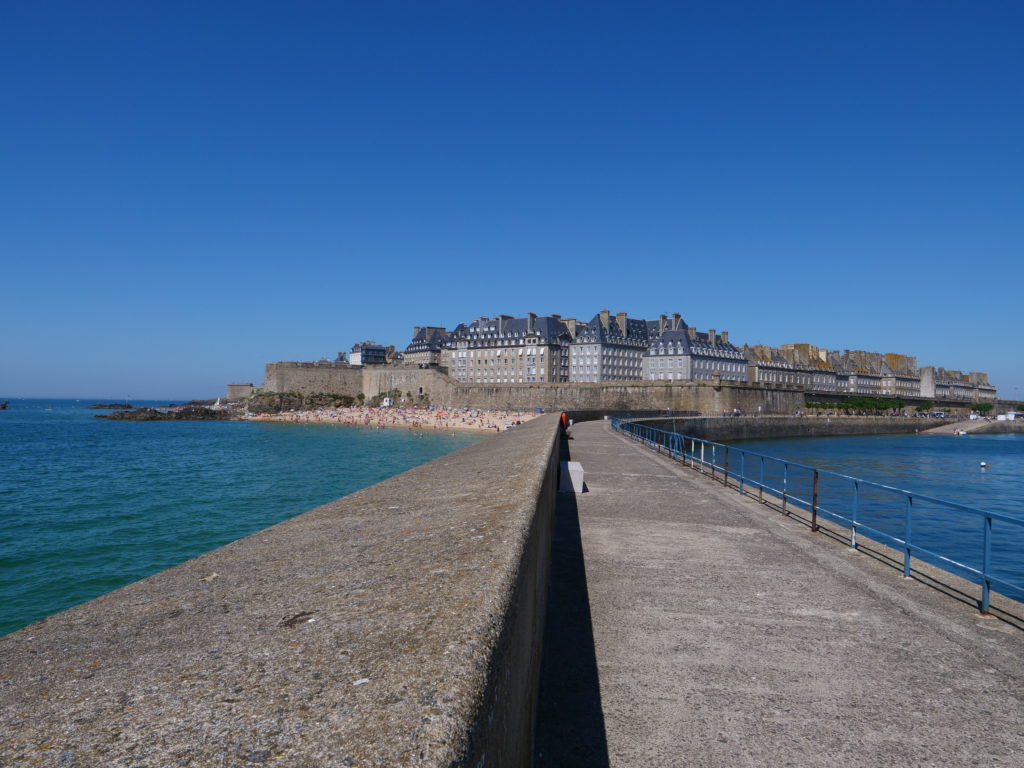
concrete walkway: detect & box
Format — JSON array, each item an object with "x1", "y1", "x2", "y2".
[
  {"x1": 535, "y1": 420, "x2": 1023, "y2": 768},
  {"x1": 923, "y1": 418, "x2": 993, "y2": 434}
]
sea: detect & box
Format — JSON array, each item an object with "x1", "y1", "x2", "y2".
[
  {"x1": 730, "y1": 431, "x2": 1024, "y2": 601},
  {"x1": 0, "y1": 398, "x2": 484, "y2": 636}
]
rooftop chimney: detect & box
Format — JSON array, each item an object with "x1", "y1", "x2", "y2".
[
  {"x1": 721, "y1": 330, "x2": 729, "y2": 344},
  {"x1": 708, "y1": 328, "x2": 716, "y2": 345},
  {"x1": 659, "y1": 313, "x2": 667, "y2": 335},
  {"x1": 413, "y1": 326, "x2": 421, "y2": 337},
  {"x1": 616, "y1": 311, "x2": 628, "y2": 337},
  {"x1": 687, "y1": 326, "x2": 697, "y2": 340},
  {"x1": 599, "y1": 309, "x2": 610, "y2": 330},
  {"x1": 672, "y1": 312, "x2": 682, "y2": 331},
  {"x1": 527, "y1": 312, "x2": 536, "y2": 333}
]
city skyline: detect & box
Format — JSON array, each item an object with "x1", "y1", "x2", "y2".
[{"x1": 2, "y1": 2, "x2": 1022, "y2": 401}]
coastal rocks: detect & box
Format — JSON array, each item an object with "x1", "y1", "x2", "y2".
[
  {"x1": 87, "y1": 402, "x2": 135, "y2": 409},
  {"x1": 96, "y1": 406, "x2": 233, "y2": 421},
  {"x1": 244, "y1": 392, "x2": 358, "y2": 414}
]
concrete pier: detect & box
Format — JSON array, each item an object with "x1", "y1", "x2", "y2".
[{"x1": 536, "y1": 420, "x2": 1023, "y2": 767}]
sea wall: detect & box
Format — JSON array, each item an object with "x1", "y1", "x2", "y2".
[
  {"x1": 638, "y1": 415, "x2": 955, "y2": 442},
  {"x1": 261, "y1": 361, "x2": 364, "y2": 397},
  {"x1": 971, "y1": 420, "x2": 1024, "y2": 434},
  {"x1": 255, "y1": 362, "x2": 805, "y2": 414},
  {"x1": 0, "y1": 416, "x2": 564, "y2": 767}
]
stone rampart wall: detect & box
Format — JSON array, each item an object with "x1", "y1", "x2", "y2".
[
  {"x1": 0, "y1": 417, "x2": 564, "y2": 767},
  {"x1": 261, "y1": 361, "x2": 364, "y2": 396},
  {"x1": 638, "y1": 415, "x2": 953, "y2": 442},
  {"x1": 257, "y1": 362, "x2": 805, "y2": 414}
]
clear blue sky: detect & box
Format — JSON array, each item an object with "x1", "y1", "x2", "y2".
[{"x1": 2, "y1": 1, "x2": 1021, "y2": 401}]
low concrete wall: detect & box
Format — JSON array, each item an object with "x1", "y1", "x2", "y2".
[
  {"x1": 638, "y1": 415, "x2": 956, "y2": 442},
  {"x1": 0, "y1": 416, "x2": 563, "y2": 767},
  {"x1": 971, "y1": 420, "x2": 1024, "y2": 434}
]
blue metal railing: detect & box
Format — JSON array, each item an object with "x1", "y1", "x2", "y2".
[{"x1": 610, "y1": 418, "x2": 1024, "y2": 613}]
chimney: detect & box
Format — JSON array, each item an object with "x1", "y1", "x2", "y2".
[
  {"x1": 616, "y1": 311, "x2": 628, "y2": 337},
  {"x1": 672, "y1": 312, "x2": 681, "y2": 331},
  {"x1": 687, "y1": 326, "x2": 697, "y2": 340},
  {"x1": 721, "y1": 330, "x2": 729, "y2": 344},
  {"x1": 659, "y1": 314, "x2": 667, "y2": 334},
  {"x1": 550, "y1": 313, "x2": 561, "y2": 320},
  {"x1": 413, "y1": 326, "x2": 421, "y2": 338},
  {"x1": 564, "y1": 318, "x2": 578, "y2": 337},
  {"x1": 708, "y1": 328, "x2": 716, "y2": 345},
  {"x1": 527, "y1": 312, "x2": 536, "y2": 333},
  {"x1": 599, "y1": 309, "x2": 610, "y2": 330}
]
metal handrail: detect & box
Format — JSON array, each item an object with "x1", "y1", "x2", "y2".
[{"x1": 610, "y1": 417, "x2": 1023, "y2": 613}]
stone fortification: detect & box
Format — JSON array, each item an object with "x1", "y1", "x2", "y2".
[
  {"x1": 261, "y1": 361, "x2": 364, "y2": 397},
  {"x1": 638, "y1": 415, "x2": 955, "y2": 442},
  {"x1": 254, "y1": 361, "x2": 805, "y2": 414},
  {"x1": 0, "y1": 416, "x2": 563, "y2": 767}
]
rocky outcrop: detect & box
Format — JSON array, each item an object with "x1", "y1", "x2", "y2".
[
  {"x1": 96, "y1": 406, "x2": 233, "y2": 421},
  {"x1": 243, "y1": 392, "x2": 358, "y2": 414},
  {"x1": 87, "y1": 403, "x2": 135, "y2": 410}
]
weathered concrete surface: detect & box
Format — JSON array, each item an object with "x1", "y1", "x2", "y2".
[
  {"x1": 925, "y1": 419, "x2": 1024, "y2": 435},
  {"x1": 539, "y1": 420, "x2": 1023, "y2": 767},
  {"x1": 0, "y1": 416, "x2": 562, "y2": 768}
]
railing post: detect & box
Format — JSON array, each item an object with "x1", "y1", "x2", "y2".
[
  {"x1": 903, "y1": 496, "x2": 913, "y2": 578},
  {"x1": 700, "y1": 442, "x2": 705, "y2": 473},
  {"x1": 981, "y1": 515, "x2": 993, "y2": 614},
  {"x1": 811, "y1": 469, "x2": 819, "y2": 532},
  {"x1": 711, "y1": 445, "x2": 716, "y2": 481},
  {"x1": 782, "y1": 463, "x2": 789, "y2": 514},
  {"x1": 759, "y1": 456, "x2": 765, "y2": 504},
  {"x1": 739, "y1": 452, "x2": 745, "y2": 496},
  {"x1": 851, "y1": 480, "x2": 859, "y2": 550},
  {"x1": 724, "y1": 446, "x2": 730, "y2": 487}
]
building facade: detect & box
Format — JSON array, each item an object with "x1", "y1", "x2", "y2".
[
  {"x1": 447, "y1": 313, "x2": 572, "y2": 384},
  {"x1": 569, "y1": 310, "x2": 650, "y2": 382}
]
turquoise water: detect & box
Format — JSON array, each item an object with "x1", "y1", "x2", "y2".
[
  {"x1": 729, "y1": 432, "x2": 1024, "y2": 601},
  {"x1": 0, "y1": 399, "x2": 484, "y2": 636}
]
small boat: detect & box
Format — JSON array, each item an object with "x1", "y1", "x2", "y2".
[{"x1": 0, "y1": 400, "x2": 8, "y2": 410}]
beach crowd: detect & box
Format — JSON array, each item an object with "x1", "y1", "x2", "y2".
[{"x1": 243, "y1": 406, "x2": 541, "y2": 433}]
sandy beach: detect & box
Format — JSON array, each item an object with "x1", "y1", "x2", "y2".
[{"x1": 243, "y1": 406, "x2": 543, "y2": 433}]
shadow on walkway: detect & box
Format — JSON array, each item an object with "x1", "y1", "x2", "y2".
[{"x1": 534, "y1": 437, "x2": 609, "y2": 767}]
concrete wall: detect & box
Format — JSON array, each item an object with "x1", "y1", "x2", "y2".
[
  {"x1": 0, "y1": 416, "x2": 564, "y2": 767},
  {"x1": 639, "y1": 415, "x2": 955, "y2": 442}
]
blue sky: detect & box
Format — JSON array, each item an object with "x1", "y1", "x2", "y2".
[{"x1": 2, "y1": 1, "x2": 1021, "y2": 401}]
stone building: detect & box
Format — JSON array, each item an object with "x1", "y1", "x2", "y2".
[
  {"x1": 403, "y1": 326, "x2": 448, "y2": 366},
  {"x1": 569, "y1": 309, "x2": 651, "y2": 382},
  {"x1": 644, "y1": 319, "x2": 746, "y2": 382},
  {"x1": 447, "y1": 313, "x2": 572, "y2": 384},
  {"x1": 350, "y1": 341, "x2": 389, "y2": 366},
  {"x1": 778, "y1": 344, "x2": 838, "y2": 392},
  {"x1": 744, "y1": 345, "x2": 816, "y2": 387},
  {"x1": 920, "y1": 367, "x2": 998, "y2": 402}
]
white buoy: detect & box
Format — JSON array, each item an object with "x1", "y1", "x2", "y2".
[{"x1": 980, "y1": 461, "x2": 990, "y2": 468}]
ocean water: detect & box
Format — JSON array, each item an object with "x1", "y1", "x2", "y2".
[
  {"x1": 729, "y1": 432, "x2": 1024, "y2": 601},
  {"x1": 0, "y1": 399, "x2": 484, "y2": 636}
]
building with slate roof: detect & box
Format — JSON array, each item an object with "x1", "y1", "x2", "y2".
[
  {"x1": 403, "y1": 326, "x2": 448, "y2": 366},
  {"x1": 446, "y1": 313, "x2": 572, "y2": 384},
  {"x1": 569, "y1": 309, "x2": 651, "y2": 382},
  {"x1": 745, "y1": 345, "x2": 819, "y2": 388},
  {"x1": 350, "y1": 341, "x2": 389, "y2": 366},
  {"x1": 643, "y1": 318, "x2": 746, "y2": 382}
]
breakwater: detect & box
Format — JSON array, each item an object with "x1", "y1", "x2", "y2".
[{"x1": 0, "y1": 415, "x2": 563, "y2": 767}]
